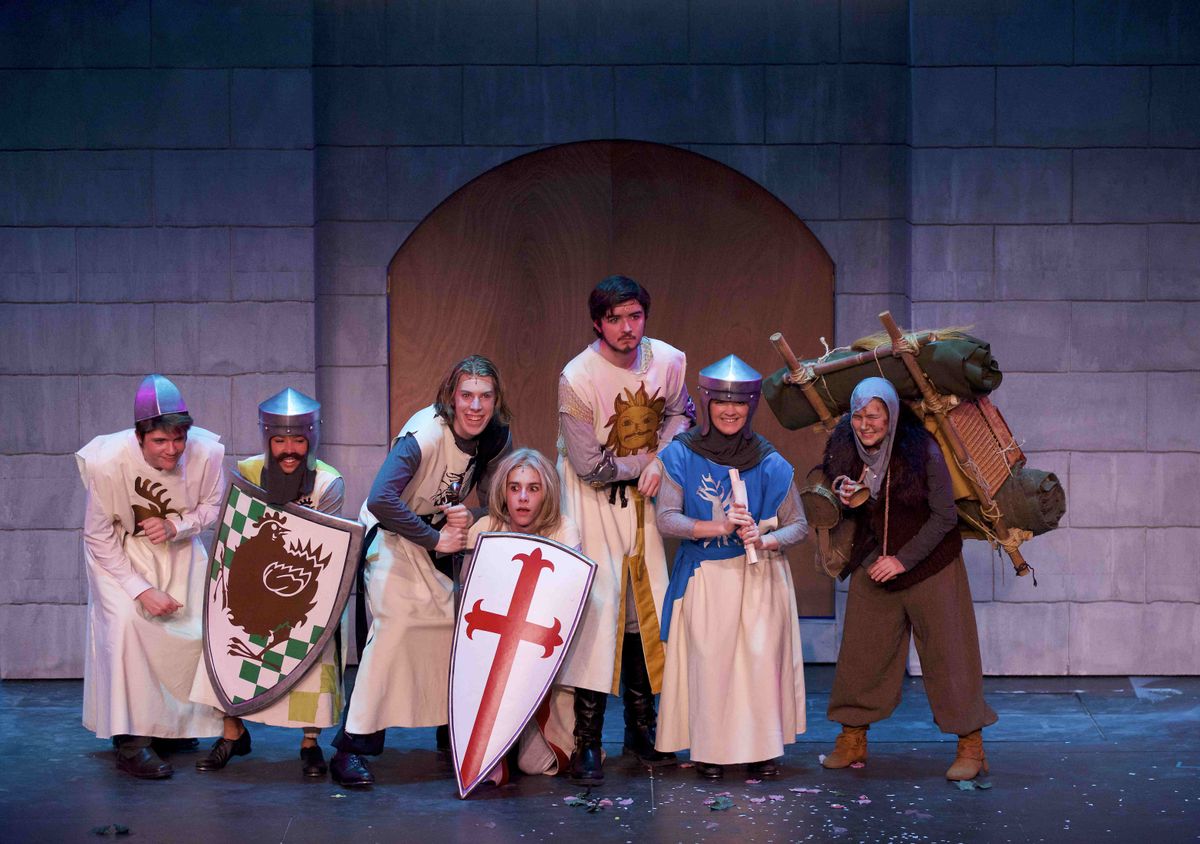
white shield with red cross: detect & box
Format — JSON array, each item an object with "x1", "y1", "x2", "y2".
[{"x1": 449, "y1": 532, "x2": 596, "y2": 798}]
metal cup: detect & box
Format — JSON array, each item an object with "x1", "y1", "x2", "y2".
[{"x1": 833, "y1": 475, "x2": 870, "y2": 508}]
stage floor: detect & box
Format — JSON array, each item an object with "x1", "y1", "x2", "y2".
[{"x1": 2, "y1": 668, "x2": 1197, "y2": 843}]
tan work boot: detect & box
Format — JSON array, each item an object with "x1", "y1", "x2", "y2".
[
  {"x1": 945, "y1": 730, "x2": 988, "y2": 780},
  {"x1": 822, "y1": 725, "x2": 868, "y2": 769}
]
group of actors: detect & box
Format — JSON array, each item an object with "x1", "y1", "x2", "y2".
[{"x1": 77, "y1": 275, "x2": 995, "y2": 790}]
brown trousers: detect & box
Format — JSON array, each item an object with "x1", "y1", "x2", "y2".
[{"x1": 828, "y1": 556, "x2": 997, "y2": 737}]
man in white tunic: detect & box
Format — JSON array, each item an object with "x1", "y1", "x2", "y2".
[
  {"x1": 330, "y1": 355, "x2": 512, "y2": 787},
  {"x1": 557, "y1": 275, "x2": 693, "y2": 784},
  {"x1": 190, "y1": 388, "x2": 346, "y2": 778},
  {"x1": 77, "y1": 374, "x2": 225, "y2": 778}
]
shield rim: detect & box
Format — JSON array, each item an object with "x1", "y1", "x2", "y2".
[
  {"x1": 202, "y1": 470, "x2": 364, "y2": 717},
  {"x1": 449, "y1": 531, "x2": 596, "y2": 798}
]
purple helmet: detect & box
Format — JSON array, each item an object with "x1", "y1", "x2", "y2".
[{"x1": 134, "y1": 374, "x2": 187, "y2": 423}]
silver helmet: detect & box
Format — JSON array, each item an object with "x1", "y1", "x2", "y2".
[
  {"x1": 134, "y1": 374, "x2": 187, "y2": 423},
  {"x1": 697, "y1": 354, "x2": 762, "y2": 439},
  {"x1": 258, "y1": 388, "x2": 321, "y2": 471}
]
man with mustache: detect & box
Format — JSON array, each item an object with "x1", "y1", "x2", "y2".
[
  {"x1": 556, "y1": 275, "x2": 694, "y2": 784},
  {"x1": 190, "y1": 388, "x2": 346, "y2": 778},
  {"x1": 76, "y1": 374, "x2": 226, "y2": 778},
  {"x1": 329, "y1": 355, "x2": 512, "y2": 787}
]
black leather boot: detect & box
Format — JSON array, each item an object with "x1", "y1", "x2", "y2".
[
  {"x1": 195, "y1": 728, "x2": 251, "y2": 772},
  {"x1": 620, "y1": 633, "x2": 677, "y2": 767},
  {"x1": 568, "y1": 687, "x2": 606, "y2": 785}
]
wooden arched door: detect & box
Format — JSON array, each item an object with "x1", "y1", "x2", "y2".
[{"x1": 386, "y1": 141, "x2": 835, "y2": 616}]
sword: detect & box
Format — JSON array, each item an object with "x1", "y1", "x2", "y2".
[{"x1": 448, "y1": 479, "x2": 465, "y2": 617}]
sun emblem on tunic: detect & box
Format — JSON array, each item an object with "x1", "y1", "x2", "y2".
[{"x1": 604, "y1": 382, "x2": 666, "y2": 456}]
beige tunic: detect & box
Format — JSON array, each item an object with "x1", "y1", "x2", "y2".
[
  {"x1": 556, "y1": 338, "x2": 686, "y2": 695},
  {"x1": 189, "y1": 455, "x2": 346, "y2": 729},
  {"x1": 77, "y1": 428, "x2": 226, "y2": 740}
]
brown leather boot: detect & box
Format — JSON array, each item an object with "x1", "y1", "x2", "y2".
[
  {"x1": 945, "y1": 730, "x2": 988, "y2": 780},
  {"x1": 822, "y1": 725, "x2": 868, "y2": 769}
]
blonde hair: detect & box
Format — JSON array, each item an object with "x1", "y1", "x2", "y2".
[{"x1": 486, "y1": 447, "x2": 562, "y2": 537}]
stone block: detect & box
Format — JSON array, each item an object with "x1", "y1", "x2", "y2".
[
  {"x1": 910, "y1": 0, "x2": 1073, "y2": 66},
  {"x1": 685, "y1": 145, "x2": 766, "y2": 187},
  {"x1": 1148, "y1": 224, "x2": 1200, "y2": 299},
  {"x1": 0, "y1": 70, "x2": 80, "y2": 148},
  {"x1": 1074, "y1": 150, "x2": 1200, "y2": 223},
  {"x1": 1071, "y1": 452, "x2": 1200, "y2": 528},
  {"x1": 231, "y1": 372, "x2": 319, "y2": 455},
  {"x1": 689, "y1": 0, "x2": 838, "y2": 62},
  {"x1": 77, "y1": 227, "x2": 232, "y2": 303},
  {"x1": 231, "y1": 69, "x2": 313, "y2": 149},
  {"x1": 1067, "y1": 528, "x2": 1146, "y2": 603},
  {"x1": 1075, "y1": 0, "x2": 1200, "y2": 64},
  {"x1": 975, "y1": 601, "x2": 1069, "y2": 675},
  {"x1": 1148, "y1": 373, "x2": 1200, "y2": 451},
  {"x1": 910, "y1": 301, "x2": 1071, "y2": 372},
  {"x1": 0, "y1": 377, "x2": 79, "y2": 454},
  {"x1": 0, "y1": 228, "x2": 76, "y2": 302},
  {"x1": 78, "y1": 374, "x2": 232, "y2": 447},
  {"x1": 0, "y1": 530, "x2": 82, "y2": 604},
  {"x1": 231, "y1": 227, "x2": 315, "y2": 302},
  {"x1": 386, "y1": 146, "x2": 515, "y2": 222},
  {"x1": 0, "y1": 0, "x2": 149, "y2": 68},
  {"x1": 1140, "y1": 602, "x2": 1200, "y2": 675},
  {"x1": 314, "y1": 0, "x2": 387, "y2": 64},
  {"x1": 320, "y1": 444, "x2": 389, "y2": 518},
  {"x1": 1070, "y1": 302, "x2": 1200, "y2": 371},
  {"x1": 766, "y1": 65, "x2": 907, "y2": 145},
  {"x1": 152, "y1": 0, "x2": 313, "y2": 67},
  {"x1": 988, "y1": 527, "x2": 1069, "y2": 603},
  {"x1": 909, "y1": 225, "x2": 994, "y2": 302},
  {"x1": 614, "y1": 66, "x2": 764, "y2": 144},
  {"x1": 996, "y1": 373, "x2": 1146, "y2": 451},
  {"x1": 79, "y1": 69, "x2": 229, "y2": 149},
  {"x1": 0, "y1": 151, "x2": 153, "y2": 226},
  {"x1": 961, "y1": 539, "x2": 995, "y2": 601},
  {"x1": 0, "y1": 303, "x2": 81, "y2": 374},
  {"x1": 317, "y1": 366, "x2": 389, "y2": 446},
  {"x1": 1145, "y1": 528, "x2": 1200, "y2": 603},
  {"x1": 155, "y1": 302, "x2": 314, "y2": 375},
  {"x1": 806, "y1": 219, "x2": 908, "y2": 295},
  {"x1": 995, "y1": 225, "x2": 1147, "y2": 301},
  {"x1": 0, "y1": 454, "x2": 87, "y2": 531},
  {"x1": 316, "y1": 295, "x2": 387, "y2": 369},
  {"x1": 154, "y1": 151, "x2": 314, "y2": 227},
  {"x1": 315, "y1": 147, "x2": 389, "y2": 222},
  {"x1": 385, "y1": 0, "x2": 536, "y2": 63},
  {"x1": 315, "y1": 221, "x2": 413, "y2": 295},
  {"x1": 77, "y1": 304, "x2": 158, "y2": 375},
  {"x1": 835, "y1": 293, "x2": 909, "y2": 346},
  {"x1": 910, "y1": 68, "x2": 994, "y2": 148},
  {"x1": 911, "y1": 148, "x2": 1071, "y2": 225},
  {"x1": 799, "y1": 618, "x2": 838, "y2": 663},
  {"x1": 841, "y1": 145, "x2": 907, "y2": 219},
  {"x1": 0, "y1": 604, "x2": 85, "y2": 679},
  {"x1": 1068, "y1": 602, "x2": 1145, "y2": 675},
  {"x1": 463, "y1": 66, "x2": 613, "y2": 145},
  {"x1": 314, "y1": 67, "x2": 461, "y2": 146},
  {"x1": 537, "y1": 0, "x2": 687, "y2": 63},
  {"x1": 997, "y1": 67, "x2": 1149, "y2": 147},
  {"x1": 1151, "y1": 67, "x2": 1200, "y2": 147},
  {"x1": 761, "y1": 145, "x2": 841, "y2": 221},
  {"x1": 840, "y1": 0, "x2": 908, "y2": 63}
]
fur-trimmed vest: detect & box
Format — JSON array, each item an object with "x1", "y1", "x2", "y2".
[{"x1": 822, "y1": 410, "x2": 962, "y2": 591}]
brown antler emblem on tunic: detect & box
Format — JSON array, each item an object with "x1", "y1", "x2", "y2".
[{"x1": 132, "y1": 477, "x2": 182, "y2": 534}]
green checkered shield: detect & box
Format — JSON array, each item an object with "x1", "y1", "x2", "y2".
[{"x1": 203, "y1": 472, "x2": 364, "y2": 717}]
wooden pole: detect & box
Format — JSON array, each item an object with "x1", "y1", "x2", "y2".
[
  {"x1": 769, "y1": 332, "x2": 838, "y2": 431},
  {"x1": 877, "y1": 312, "x2": 1031, "y2": 577}
]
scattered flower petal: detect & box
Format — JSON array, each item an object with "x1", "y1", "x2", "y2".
[
  {"x1": 850, "y1": 762, "x2": 866, "y2": 769},
  {"x1": 708, "y1": 795, "x2": 735, "y2": 811},
  {"x1": 831, "y1": 803, "x2": 847, "y2": 809},
  {"x1": 745, "y1": 778, "x2": 762, "y2": 785},
  {"x1": 768, "y1": 794, "x2": 785, "y2": 801},
  {"x1": 616, "y1": 798, "x2": 633, "y2": 807}
]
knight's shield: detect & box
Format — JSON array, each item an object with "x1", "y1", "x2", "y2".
[
  {"x1": 203, "y1": 472, "x2": 364, "y2": 716},
  {"x1": 450, "y1": 532, "x2": 596, "y2": 798}
]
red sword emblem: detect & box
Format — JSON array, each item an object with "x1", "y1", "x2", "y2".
[{"x1": 459, "y1": 546, "x2": 563, "y2": 787}]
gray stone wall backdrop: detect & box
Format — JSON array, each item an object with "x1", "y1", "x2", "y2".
[{"x1": 1, "y1": 0, "x2": 1197, "y2": 678}]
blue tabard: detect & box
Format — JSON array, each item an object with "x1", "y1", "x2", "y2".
[{"x1": 657, "y1": 442, "x2": 794, "y2": 640}]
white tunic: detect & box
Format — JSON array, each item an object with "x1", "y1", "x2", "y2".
[
  {"x1": 77, "y1": 427, "x2": 226, "y2": 740},
  {"x1": 189, "y1": 455, "x2": 346, "y2": 729},
  {"x1": 556, "y1": 338, "x2": 686, "y2": 695},
  {"x1": 466, "y1": 515, "x2": 582, "y2": 775},
  {"x1": 347, "y1": 406, "x2": 475, "y2": 732}
]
